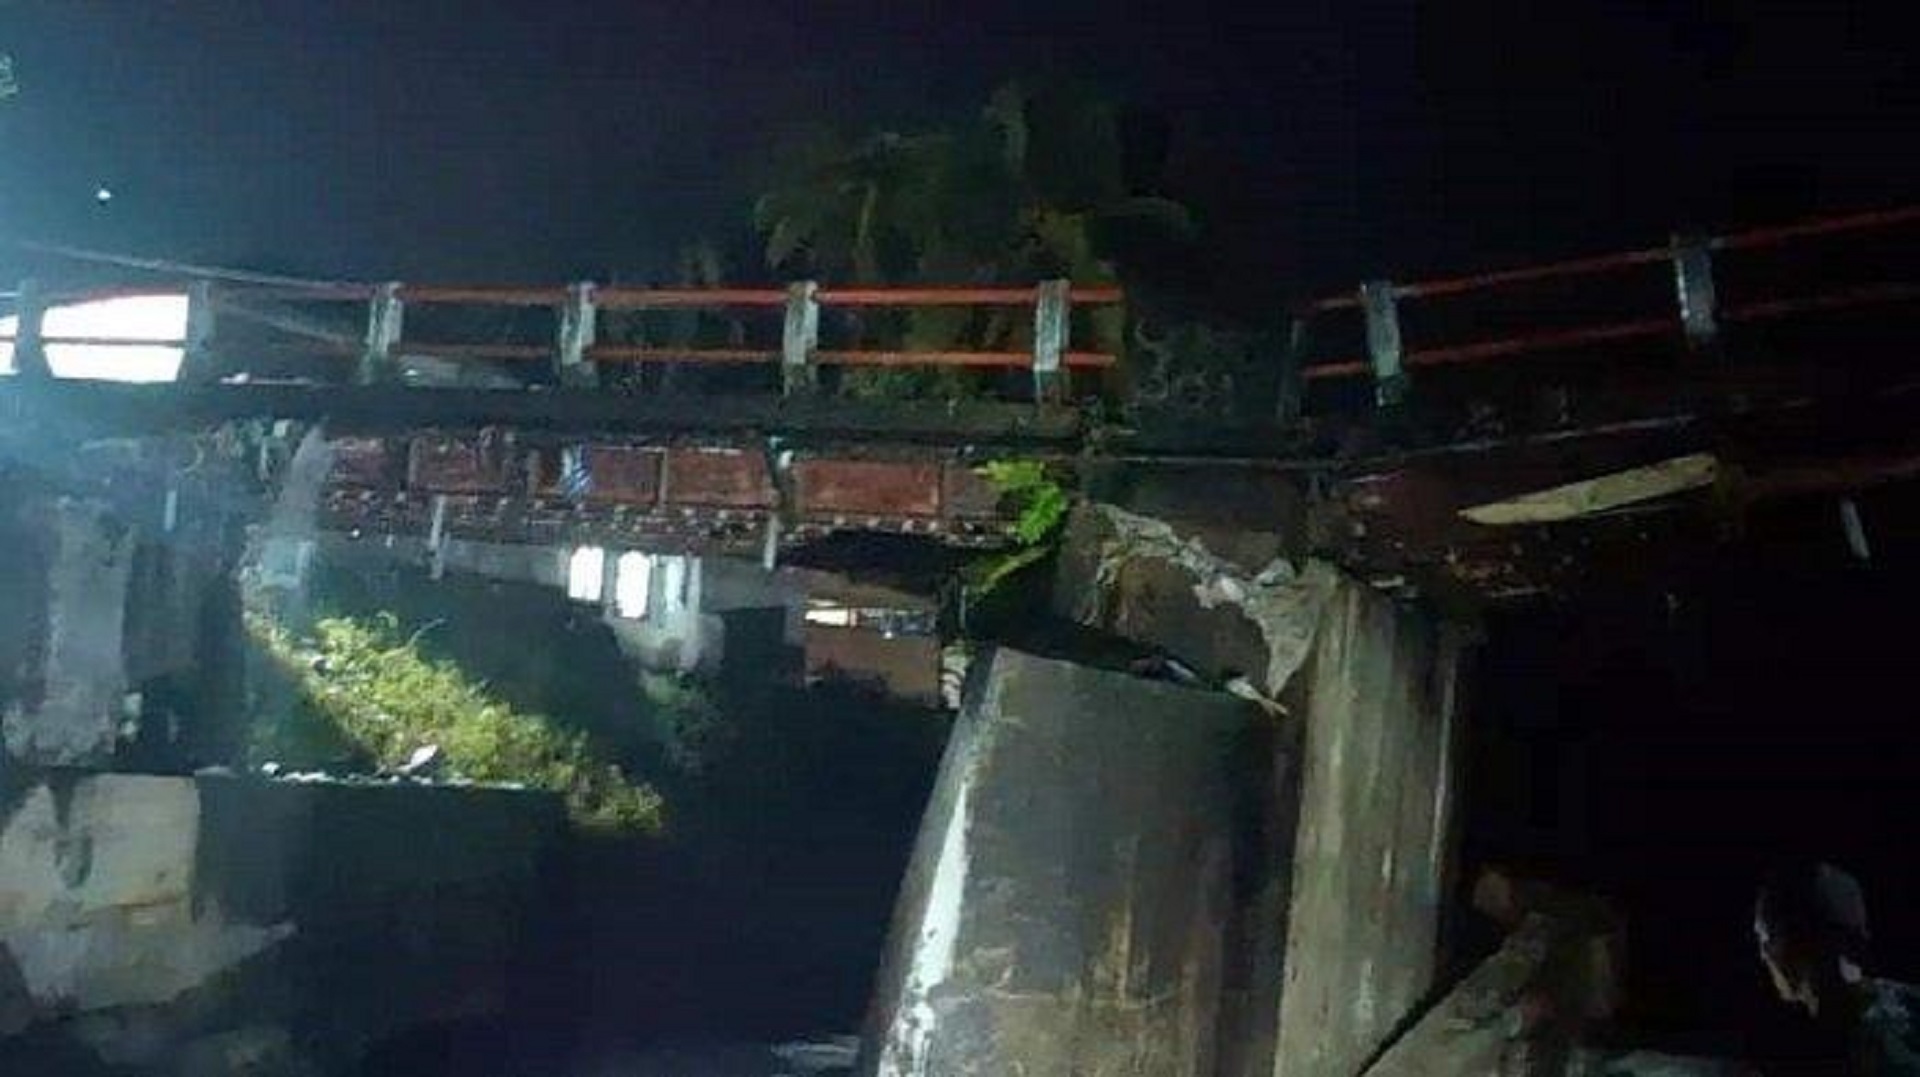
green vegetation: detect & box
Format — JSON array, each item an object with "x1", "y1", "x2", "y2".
[
  {"x1": 248, "y1": 612, "x2": 665, "y2": 834},
  {"x1": 961, "y1": 459, "x2": 1073, "y2": 612},
  {"x1": 753, "y1": 81, "x2": 1192, "y2": 399},
  {"x1": 639, "y1": 670, "x2": 730, "y2": 775},
  {"x1": 980, "y1": 459, "x2": 1071, "y2": 544}
]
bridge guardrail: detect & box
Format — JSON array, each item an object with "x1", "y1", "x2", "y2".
[
  {"x1": 1282, "y1": 205, "x2": 1920, "y2": 419},
  {"x1": 3, "y1": 272, "x2": 1124, "y2": 403},
  {"x1": 7, "y1": 205, "x2": 1914, "y2": 423}
]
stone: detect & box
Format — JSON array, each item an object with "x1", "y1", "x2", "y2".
[
  {"x1": 1054, "y1": 502, "x2": 1339, "y2": 699},
  {"x1": 0, "y1": 774, "x2": 291, "y2": 1021},
  {"x1": 861, "y1": 648, "x2": 1267, "y2": 1076},
  {"x1": 2, "y1": 769, "x2": 562, "y2": 1070}
]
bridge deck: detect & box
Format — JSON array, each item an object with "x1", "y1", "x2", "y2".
[{"x1": 5, "y1": 206, "x2": 1918, "y2": 605}]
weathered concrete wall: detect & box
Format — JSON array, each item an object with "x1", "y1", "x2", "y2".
[
  {"x1": 1052, "y1": 496, "x2": 1472, "y2": 1077},
  {"x1": 3, "y1": 469, "x2": 250, "y2": 772},
  {"x1": 860, "y1": 648, "x2": 1268, "y2": 1077},
  {"x1": 1272, "y1": 581, "x2": 1469, "y2": 1077},
  {"x1": 2, "y1": 498, "x2": 136, "y2": 766},
  {"x1": 1, "y1": 770, "x2": 563, "y2": 1069}
]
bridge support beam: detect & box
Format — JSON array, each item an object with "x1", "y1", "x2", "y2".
[
  {"x1": 861, "y1": 648, "x2": 1266, "y2": 1077},
  {"x1": 1045, "y1": 493, "x2": 1472, "y2": 1077}
]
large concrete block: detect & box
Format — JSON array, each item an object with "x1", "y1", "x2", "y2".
[
  {"x1": 0, "y1": 774, "x2": 288, "y2": 1018},
  {"x1": 862, "y1": 649, "x2": 1265, "y2": 1077},
  {"x1": 1272, "y1": 581, "x2": 1471, "y2": 1077}
]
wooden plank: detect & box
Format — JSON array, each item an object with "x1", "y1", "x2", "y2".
[{"x1": 1458, "y1": 453, "x2": 1719, "y2": 525}]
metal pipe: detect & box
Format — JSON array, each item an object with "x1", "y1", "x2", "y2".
[
  {"x1": 1303, "y1": 204, "x2": 1919, "y2": 313},
  {"x1": 1715, "y1": 205, "x2": 1920, "y2": 252},
  {"x1": 1302, "y1": 280, "x2": 1918, "y2": 381},
  {"x1": 1308, "y1": 247, "x2": 1667, "y2": 312},
  {"x1": 0, "y1": 334, "x2": 188, "y2": 348},
  {"x1": 818, "y1": 285, "x2": 1124, "y2": 306}
]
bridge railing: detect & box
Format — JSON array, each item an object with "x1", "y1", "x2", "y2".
[
  {"x1": 3, "y1": 273, "x2": 1124, "y2": 403},
  {"x1": 1281, "y1": 205, "x2": 1920, "y2": 419},
  {"x1": 9, "y1": 205, "x2": 1915, "y2": 424}
]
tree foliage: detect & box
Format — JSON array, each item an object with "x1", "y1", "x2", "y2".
[{"x1": 753, "y1": 82, "x2": 1193, "y2": 398}]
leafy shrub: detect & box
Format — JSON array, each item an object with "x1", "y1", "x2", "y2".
[
  {"x1": 249, "y1": 613, "x2": 665, "y2": 834},
  {"x1": 958, "y1": 459, "x2": 1072, "y2": 620}
]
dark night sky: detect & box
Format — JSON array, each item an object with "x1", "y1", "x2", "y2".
[{"x1": 1, "y1": 0, "x2": 1914, "y2": 297}]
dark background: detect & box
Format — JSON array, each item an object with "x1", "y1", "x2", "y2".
[
  {"x1": 2, "y1": 0, "x2": 1915, "y2": 296},
  {"x1": 1469, "y1": 491, "x2": 1920, "y2": 1071}
]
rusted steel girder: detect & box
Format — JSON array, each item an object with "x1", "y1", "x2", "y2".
[{"x1": 322, "y1": 433, "x2": 1015, "y2": 555}]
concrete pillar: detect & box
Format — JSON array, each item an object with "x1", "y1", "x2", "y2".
[
  {"x1": 860, "y1": 648, "x2": 1267, "y2": 1077},
  {"x1": 1, "y1": 498, "x2": 136, "y2": 766},
  {"x1": 1271, "y1": 581, "x2": 1470, "y2": 1077}
]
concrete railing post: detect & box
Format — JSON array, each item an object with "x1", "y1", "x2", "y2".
[
  {"x1": 1276, "y1": 312, "x2": 1311, "y2": 423},
  {"x1": 1031, "y1": 278, "x2": 1070, "y2": 403},
  {"x1": 11, "y1": 278, "x2": 50, "y2": 379},
  {"x1": 782, "y1": 280, "x2": 819, "y2": 396},
  {"x1": 358, "y1": 281, "x2": 404, "y2": 385},
  {"x1": 1360, "y1": 279, "x2": 1408, "y2": 408},
  {"x1": 427, "y1": 494, "x2": 449, "y2": 580},
  {"x1": 178, "y1": 280, "x2": 219, "y2": 384},
  {"x1": 557, "y1": 281, "x2": 599, "y2": 388},
  {"x1": 1671, "y1": 233, "x2": 1719, "y2": 351}
]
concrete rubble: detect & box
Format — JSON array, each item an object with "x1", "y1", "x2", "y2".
[{"x1": 1, "y1": 770, "x2": 562, "y2": 1071}]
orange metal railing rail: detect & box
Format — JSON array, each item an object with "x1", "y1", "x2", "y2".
[
  {"x1": 8, "y1": 207, "x2": 1913, "y2": 418},
  {"x1": 1282, "y1": 205, "x2": 1920, "y2": 416},
  {"x1": 3, "y1": 275, "x2": 1125, "y2": 400}
]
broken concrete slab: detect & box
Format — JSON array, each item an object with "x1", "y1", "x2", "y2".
[
  {"x1": 1054, "y1": 501, "x2": 1340, "y2": 699},
  {"x1": 861, "y1": 648, "x2": 1268, "y2": 1077},
  {"x1": 1, "y1": 770, "x2": 563, "y2": 1069},
  {"x1": 1360, "y1": 872, "x2": 1632, "y2": 1077},
  {"x1": 0, "y1": 774, "x2": 289, "y2": 1020}
]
